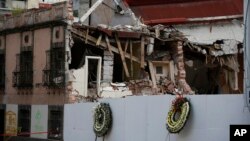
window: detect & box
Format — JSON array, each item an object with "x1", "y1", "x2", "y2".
[
  {"x1": 13, "y1": 47, "x2": 33, "y2": 88},
  {"x1": 0, "y1": 54, "x2": 4, "y2": 90},
  {"x1": 43, "y1": 43, "x2": 65, "y2": 88},
  {"x1": 24, "y1": 35, "x2": 29, "y2": 43},
  {"x1": 0, "y1": 0, "x2": 5, "y2": 8},
  {"x1": 156, "y1": 66, "x2": 163, "y2": 74},
  {"x1": 55, "y1": 30, "x2": 60, "y2": 39},
  {"x1": 48, "y1": 106, "x2": 63, "y2": 140},
  {"x1": 18, "y1": 105, "x2": 31, "y2": 137}
]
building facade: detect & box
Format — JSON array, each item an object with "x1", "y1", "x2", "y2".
[
  {"x1": 0, "y1": 1, "x2": 73, "y2": 140},
  {"x1": 0, "y1": 0, "x2": 246, "y2": 141}
]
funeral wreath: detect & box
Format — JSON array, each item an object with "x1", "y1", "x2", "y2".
[
  {"x1": 93, "y1": 103, "x2": 112, "y2": 137},
  {"x1": 166, "y1": 95, "x2": 191, "y2": 133}
]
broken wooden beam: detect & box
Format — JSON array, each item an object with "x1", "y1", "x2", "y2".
[
  {"x1": 141, "y1": 36, "x2": 145, "y2": 68},
  {"x1": 124, "y1": 39, "x2": 129, "y2": 53},
  {"x1": 115, "y1": 34, "x2": 130, "y2": 78},
  {"x1": 105, "y1": 35, "x2": 113, "y2": 55},
  {"x1": 71, "y1": 28, "x2": 146, "y2": 66},
  {"x1": 96, "y1": 34, "x2": 102, "y2": 46},
  {"x1": 130, "y1": 40, "x2": 133, "y2": 78},
  {"x1": 148, "y1": 61, "x2": 157, "y2": 88},
  {"x1": 85, "y1": 28, "x2": 89, "y2": 44}
]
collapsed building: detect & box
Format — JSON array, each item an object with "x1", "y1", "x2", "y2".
[
  {"x1": 0, "y1": 0, "x2": 243, "y2": 104},
  {"x1": 68, "y1": 22, "x2": 243, "y2": 102},
  {"x1": 0, "y1": 0, "x2": 244, "y2": 140}
]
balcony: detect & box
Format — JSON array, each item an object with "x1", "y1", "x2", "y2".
[
  {"x1": 13, "y1": 71, "x2": 33, "y2": 88},
  {"x1": 43, "y1": 69, "x2": 65, "y2": 88}
]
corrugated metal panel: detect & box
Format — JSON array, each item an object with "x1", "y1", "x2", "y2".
[{"x1": 126, "y1": 0, "x2": 243, "y2": 25}]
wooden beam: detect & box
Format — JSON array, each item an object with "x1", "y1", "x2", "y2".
[
  {"x1": 96, "y1": 34, "x2": 102, "y2": 46},
  {"x1": 85, "y1": 28, "x2": 89, "y2": 44},
  {"x1": 141, "y1": 36, "x2": 145, "y2": 68},
  {"x1": 80, "y1": 0, "x2": 104, "y2": 23},
  {"x1": 129, "y1": 40, "x2": 133, "y2": 78},
  {"x1": 71, "y1": 28, "x2": 146, "y2": 66},
  {"x1": 115, "y1": 35, "x2": 130, "y2": 77},
  {"x1": 148, "y1": 61, "x2": 157, "y2": 88},
  {"x1": 169, "y1": 61, "x2": 175, "y2": 84},
  {"x1": 105, "y1": 35, "x2": 113, "y2": 55},
  {"x1": 124, "y1": 39, "x2": 129, "y2": 53}
]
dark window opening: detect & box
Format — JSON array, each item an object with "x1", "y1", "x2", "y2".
[
  {"x1": 69, "y1": 37, "x2": 103, "y2": 69},
  {"x1": 69, "y1": 38, "x2": 86, "y2": 69},
  {"x1": 48, "y1": 106, "x2": 63, "y2": 140},
  {"x1": 73, "y1": 10, "x2": 78, "y2": 17},
  {"x1": 18, "y1": 105, "x2": 31, "y2": 137},
  {"x1": 55, "y1": 30, "x2": 60, "y2": 39},
  {"x1": 156, "y1": 66, "x2": 163, "y2": 74},
  {"x1": 13, "y1": 47, "x2": 33, "y2": 88},
  {"x1": 88, "y1": 59, "x2": 98, "y2": 94},
  {"x1": 0, "y1": 54, "x2": 5, "y2": 90},
  {"x1": 43, "y1": 43, "x2": 65, "y2": 88},
  {"x1": 24, "y1": 35, "x2": 29, "y2": 43},
  {"x1": 113, "y1": 53, "x2": 123, "y2": 82}
]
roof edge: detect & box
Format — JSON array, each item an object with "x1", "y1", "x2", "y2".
[{"x1": 144, "y1": 15, "x2": 243, "y2": 25}]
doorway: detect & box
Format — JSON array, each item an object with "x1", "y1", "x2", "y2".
[{"x1": 84, "y1": 56, "x2": 102, "y2": 97}]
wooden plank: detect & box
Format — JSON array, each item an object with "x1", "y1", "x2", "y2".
[
  {"x1": 71, "y1": 28, "x2": 146, "y2": 65},
  {"x1": 148, "y1": 61, "x2": 157, "y2": 88},
  {"x1": 96, "y1": 34, "x2": 102, "y2": 46},
  {"x1": 130, "y1": 40, "x2": 133, "y2": 78},
  {"x1": 124, "y1": 39, "x2": 129, "y2": 53},
  {"x1": 80, "y1": 0, "x2": 104, "y2": 23},
  {"x1": 105, "y1": 35, "x2": 113, "y2": 55},
  {"x1": 169, "y1": 61, "x2": 175, "y2": 84},
  {"x1": 115, "y1": 35, "x2": 130, "y2": 78},
  {"x1": 140, "y1": 36, "x2": 145, "y2": 68},
  {"x1": 85, "y1": 28, "x2": 89, "y2": 44},
  {"x1": 152, "y1": 61, "x2": 170, "y2": 64}
]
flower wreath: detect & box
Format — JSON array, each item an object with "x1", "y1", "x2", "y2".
[
  {"x1": 166, "y1": 95, "x2": 191, "y2": 133},
  {"x1": 93, "y1": 103, "x2": 112, "y2": 137}
]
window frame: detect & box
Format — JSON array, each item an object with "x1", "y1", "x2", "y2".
[{"x1": 48, "y1": 105, "x2": 63, "y2": 140}]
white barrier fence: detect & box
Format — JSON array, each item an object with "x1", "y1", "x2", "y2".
[{"x1": 64, "y1": 95, "x2": 250, "y2": 141}]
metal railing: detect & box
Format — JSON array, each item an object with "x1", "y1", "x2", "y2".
[{"x1": 13, "y1": 71, "x2": 33, "y2": 88}]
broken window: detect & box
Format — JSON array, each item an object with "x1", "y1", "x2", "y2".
[
  {"x1": 13, "y1": 46, "x2": 33, "y2": 88},
  {"x1": 18, "y1": 105, "x2": 31, "y2": 137},
  {"x1": 0, "y1": 53, "x2": 4, "y2": 90},
  {"x1": 43, "y1": 43, "x2": 65, "y2": 88},
  {"x1": 48, "y1": 106, "x2": 63, "y2": 140}
]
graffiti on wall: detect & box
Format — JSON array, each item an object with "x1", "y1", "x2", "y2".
[{"x1": 5, "y1": 111, "x2": 17, "y2": 135}]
